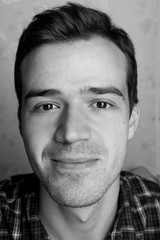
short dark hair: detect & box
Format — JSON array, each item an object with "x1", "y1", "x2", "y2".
[{"x1": 14, "y1": 2, "x2": 138, "y2": 115}]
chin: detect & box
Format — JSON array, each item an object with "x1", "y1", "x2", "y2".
[{"x1": 41, "y1": 174, "x2": 115, "y2": 208}]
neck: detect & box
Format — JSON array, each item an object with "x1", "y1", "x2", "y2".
[{"x1": 39, "y1": 177, "x2": 120, "y2": 240}]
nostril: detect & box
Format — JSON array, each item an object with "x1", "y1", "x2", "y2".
[
  {"x1": 53, "y1": 106, "x2": 91, "y2": 143},
  {"x1": 54, "y1": 119, "x2": 91, "y2": 144}
]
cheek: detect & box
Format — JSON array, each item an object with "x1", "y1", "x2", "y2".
[
  {"x1": 96, "y1": 117, "x2": 129, "y2": 164},
  {"x1": 21, "y1": 116, "x2": 53, "y2": 163},
  {"x1": 96, "y1": 116, "x2": 129, "y2": 143}
]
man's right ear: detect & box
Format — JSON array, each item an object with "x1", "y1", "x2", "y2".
[{"x1": 17, "y1": 107, "x2": 22, "y2": 136}]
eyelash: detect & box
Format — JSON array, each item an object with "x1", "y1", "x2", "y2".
[
  {"x1": 91, "y1": 101, "x2": 113, "y2": 109},
  {"x1": 34, "y1": 100, "x2": 114, "y2": 113},
  {"x1": 34, "y1": 103, "x2": 60, "y2": 112}
]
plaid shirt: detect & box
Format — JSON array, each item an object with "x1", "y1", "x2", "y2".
[{"x1": 0, "y1": 171, "x2": 160, "y2": 240}]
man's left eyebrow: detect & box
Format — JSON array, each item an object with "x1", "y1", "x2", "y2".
[{"x1": 80, "y1": 86, "x2": 124, "y2": 99}]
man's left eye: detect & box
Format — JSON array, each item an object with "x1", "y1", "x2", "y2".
[{"x1": 92, "y1": 101, "x2": 112, "y2": 109}]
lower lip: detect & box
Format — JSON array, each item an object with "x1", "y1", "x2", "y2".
[{"x1": 51, "y1": 159, "x2": 98, "y2": 171}]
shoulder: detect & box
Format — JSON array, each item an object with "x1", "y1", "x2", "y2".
[
  {"x1": 120, "y1": 171, "x2": 160, "y2": 226},
  {"x1": 120, "y1": 170, "x2": 160, "y2": 198},
  {"x1": 116, "y1": 172, "x2": 160, "y2": 237},
  {"x1": 0, "y1": 173, "x2": 38, "y2": 203},
  {"x1": 0, "y1": 174, "x2": 40, "y2": 236}
]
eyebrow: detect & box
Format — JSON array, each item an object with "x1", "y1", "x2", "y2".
[
  {"x1": 24, "y1": 86, "x2": 124, "y2": 101},
  {"x1": 82, "y1": 87, "x2": 124, "y2": 98},
  {"x1": 25, "y1": 88, "x2": 61, "y2": 100}
]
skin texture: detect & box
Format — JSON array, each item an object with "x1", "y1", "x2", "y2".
[{"x1": 20, "y1": 37, "x2": 140, "y2": 240}]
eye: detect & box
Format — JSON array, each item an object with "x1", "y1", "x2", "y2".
[
  {"x1": 35, "y1": 103, "x2": 60, "y2": 112},
  {"x1": 92, "y1": 101, "x2": 112, "y2": 109}
]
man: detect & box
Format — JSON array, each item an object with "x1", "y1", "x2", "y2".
[{"x1": 0, "y1": 2, "x2": 160, "y2": 239}]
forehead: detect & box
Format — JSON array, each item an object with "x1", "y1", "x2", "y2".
[{"x1": 21, "y1": 37, "x2": 128, "y2": 96}]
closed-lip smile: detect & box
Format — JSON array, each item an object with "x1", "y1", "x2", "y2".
[
  {"x1": 52, "y1": 158, "x2": 97, "y2": 163},
  {"x1": 51, "y1": 158, "x2": 98, "y2": 170}
]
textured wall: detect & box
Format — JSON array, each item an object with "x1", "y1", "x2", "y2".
[{"x1": 0, "y1": 0, "x2": 160, "y2": 180}]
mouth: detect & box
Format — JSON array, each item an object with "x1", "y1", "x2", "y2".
[{"x1": 51, "y1": 158, "x2": 98, "y2": 170}]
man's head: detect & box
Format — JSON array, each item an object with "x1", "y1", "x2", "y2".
[
  {"x1": 15, "y1": 2, "x2": 138, "y2": 116},
  {"x1": 14, "y1": 3, "x2": 140, "y2": 207}
]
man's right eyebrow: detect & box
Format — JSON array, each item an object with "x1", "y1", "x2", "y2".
[{"x1": 24, "y1": 88, "x2": 61, "y2": 101}]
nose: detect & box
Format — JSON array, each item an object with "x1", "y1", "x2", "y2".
[{"x1": 54, "y1": 106, "x2": 91, "y2": 144}]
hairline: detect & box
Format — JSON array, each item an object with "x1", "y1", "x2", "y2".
[{"x1": 19, "y1": 34, "x2": 130, "y2": 101}]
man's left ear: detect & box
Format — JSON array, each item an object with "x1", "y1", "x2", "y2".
[{"x1": 128, "y1": 104, "x2": 140, "y2": 140}]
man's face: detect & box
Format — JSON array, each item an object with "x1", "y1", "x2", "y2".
[{"x1": 20, "y1": 37, "x2": 139, "y2": 207}]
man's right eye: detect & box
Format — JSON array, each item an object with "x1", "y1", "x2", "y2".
[{"x1": 35, "y1": 103, "x2": 60, "y2": 112}]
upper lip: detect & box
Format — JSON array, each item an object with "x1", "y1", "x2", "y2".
[{"x1": 52, "y1": 158, "x2": 97, "y2": 164}]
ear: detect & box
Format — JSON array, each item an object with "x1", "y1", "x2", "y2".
[
  {"x1": 17, "y1": 106, "x2": 22, "y2": 136},
  {"x1": 128, "y1": 104, "x2": 140, "y2": 140}
]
